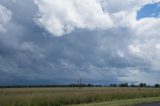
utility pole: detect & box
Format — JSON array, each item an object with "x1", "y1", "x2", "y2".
[{"x1": 78, "y1": 78, "x2": 82, "y2": 88}]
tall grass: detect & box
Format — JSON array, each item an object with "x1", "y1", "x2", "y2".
[{"x1": 0, "y1": 87, "x2": 160, "y2": 106}]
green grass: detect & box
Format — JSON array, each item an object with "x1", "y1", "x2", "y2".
[
  {"x1": 0, "y1": 87, "x2": 160, "y2": 106},
  {"x1": 70, "y1": 96, "x2": 160, "y2": 106}
]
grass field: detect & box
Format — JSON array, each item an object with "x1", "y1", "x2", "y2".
[
  {"x1": 0, "y1": 87, "x2": 160, "y2": 106},
  {"x1": 70, "y1": 96, "x2": 160, "y2": 106}
]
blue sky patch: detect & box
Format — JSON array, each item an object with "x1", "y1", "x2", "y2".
[{"x1": 137, "y1": 2, "x2": 160, "y2": 20}]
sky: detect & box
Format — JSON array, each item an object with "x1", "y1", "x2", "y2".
[
  {"x1": 137, "y1": 2, "x2": 160, "y2": 19},
  {"x1": 0, "y1": 0, "x2": 160, "y2": 85}
]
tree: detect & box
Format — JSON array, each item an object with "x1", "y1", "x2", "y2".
[
  {"x1": 119, "y1": 83, "x2": 128, "y2": 87},
  {"x1": 130, "y1": 84, "x2": 136, "y2": 87},
  {"x1": 110, "y1": 84, "x2": 117, "y2": 87},
  {"x1": 139, "y1": 83, "x2": 147, "y2": 87},
  {"x1": 88, "y1": 83, "x2": 93, "y2": 87},
  {"x1": 154, "y1": 84, "x2": 160, "y2": 88}
]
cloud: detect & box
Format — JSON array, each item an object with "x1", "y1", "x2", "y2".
[
  {"x1": 34, "y1": 0, "x2": 113, "y2": 36},
  {"x1": 100, "y1": 0, "x2": 160, "y2": 74},
  {"x1": 0, "y1": 3, "x2": 11, "y2": 32},
  {"x1": 129, "y1": 18, "x2": 160, "y2": 71},
  {"x1": 34, "y1": 0, "x2": 159, "y2": 36}
]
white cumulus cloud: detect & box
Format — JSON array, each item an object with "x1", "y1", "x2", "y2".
[
  {"x1": 0, "y1": 3, "x2": 11, "y2": 32},
  {"x1": 34, "y1": 0, "x2": 113, "y2": 36},
  {"x1": 129, "y1": 18, "x2": 160, "y2": 71}
]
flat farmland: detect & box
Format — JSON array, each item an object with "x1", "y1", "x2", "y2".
[{"x1": 0, "y1": 87, "x2": 160, "y2": 106}]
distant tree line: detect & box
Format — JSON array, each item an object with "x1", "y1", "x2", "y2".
[
  {"x1": 110, "y1": 83, "x2": 160, "y2": 88},
  {"x1": 0, "y1": 83, "x2": 160, "y2": 88}
]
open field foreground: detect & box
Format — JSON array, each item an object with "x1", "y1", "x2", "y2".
[
  {"x1": 0, "y1": 87, "x2": 160, "y2": 106},
  {"x1": 136, "y1": 102, "x2": 160, "y2": 106},
  {"x1": 70, "y1": 96, "x2": 160, "y2": 106}
]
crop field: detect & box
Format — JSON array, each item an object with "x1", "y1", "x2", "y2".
[{"x1": 0, "y1": 87, "x2": 160, "y2": 106}]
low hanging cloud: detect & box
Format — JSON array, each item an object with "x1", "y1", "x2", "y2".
[
  {"x1": 34, "y1": 0, "x2": 113, "y2": 36},
  {"x1": 0, "y1": 3, "x2": 11, "y2": 32}
]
